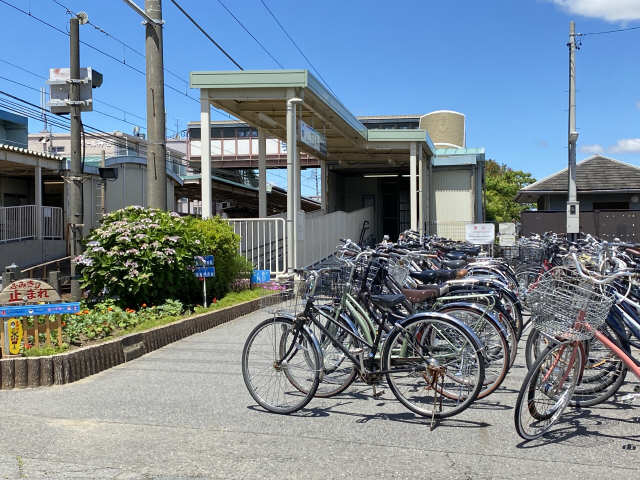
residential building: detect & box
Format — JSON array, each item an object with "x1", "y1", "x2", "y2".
[{"x1": 516, "y1": 155, "x2": 640, "y2": 241}]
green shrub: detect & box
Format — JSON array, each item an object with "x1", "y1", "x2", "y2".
[
  {"x1": 185, "y1": 216, "x2": 252, "y2": 300},
  {"x1": 78, "y1": 206, "x2": 205, "y2": 306}
]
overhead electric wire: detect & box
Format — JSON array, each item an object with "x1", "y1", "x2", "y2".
[
  {"x1": 214, "y1": 0, "x2": 284, "y2": 68},
  {"x1": 580, "y1": 24, "x2": 640, "y2": 36},
  {"x1": 0, "y1": 0, "x2": 230, "y2": 116},
  {"x1": 258, "y1": 0, "x2": 336, "y2": 96},
  {"x1": 0, "y1": 90, "x2": 187, "y2": 168},
  {"x1": 168, "y1": 0, "x2": 244, "y2": 70}
]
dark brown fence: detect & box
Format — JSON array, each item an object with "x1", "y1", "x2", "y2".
[{"x1": 521, "y1": 210, "x2": 640, "y2": 242}]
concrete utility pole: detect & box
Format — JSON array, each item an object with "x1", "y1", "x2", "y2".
[
  {"x1": 567, "y1": 20, "x2": 580, "y2": 240},
  {"x1": 144, "y1": 0, "x2": 167, "y2": 209},
  {"x1": 69, "y1": 16, "x2": 83, "y2": 300}
]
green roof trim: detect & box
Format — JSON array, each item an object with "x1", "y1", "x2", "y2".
[{"x1": 367, "y1": 129, "x2": 435, "y2": 154}]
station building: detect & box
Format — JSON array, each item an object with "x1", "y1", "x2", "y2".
[{"x1": 187, "y1": 69, "x2": 485, "y2": 245}]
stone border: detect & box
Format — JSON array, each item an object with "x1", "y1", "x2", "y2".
[{"x1": 0, "y1": 293, "x2": 280, "y2": 390}]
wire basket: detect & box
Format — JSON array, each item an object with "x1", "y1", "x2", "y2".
[
  {"x1": 528, "y1": 268, "x2": 614, "y2": 341},
  {"x1": 500, "y1": 246, "x2": 520, "y2": 264},
  {"x1": 519, "y1": 245, "x2": 545, "y2": 264},
  {"x1": 388, "y1": 256, "x2": 411, "y2": 287}
]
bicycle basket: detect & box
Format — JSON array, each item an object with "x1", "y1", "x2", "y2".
[
  {"x1": 528, "y1": 268, "x2": 614, "y2": 341},
  {"x1": 388, "y1": 256, "x2": 411, "y2": 287},
  {"x1": 519, "y1": 245, "x2": 544, "y2": 264}
]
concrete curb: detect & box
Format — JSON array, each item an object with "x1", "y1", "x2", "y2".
[{"x1": 0, "y1": 293, "x2": 280, "y2": 390}]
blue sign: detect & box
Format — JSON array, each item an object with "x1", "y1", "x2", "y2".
[
  {"x1": 251, "y1": 270, "x2": 271, "y2": 284},
  {"x1": 0, "y1": 302, "x2": 80, "y2": 317},
  {"x1": 194, "y1": 267, "x2": 216, "y2": 278},
  {"x1": 194, "y1": 255, "x2": 214, "y2": 267}
]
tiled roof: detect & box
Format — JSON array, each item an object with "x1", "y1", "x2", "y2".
[
  {"x1": 520, "y1": 155, "x2": 640, "y2": 193},
  {"x1": 0, "y1": 143, "x2": 64, "y2": 161}
]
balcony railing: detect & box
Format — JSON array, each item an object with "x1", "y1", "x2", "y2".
[{"x1": 0, "y1": 205, "x2": 64, "y2": 243}]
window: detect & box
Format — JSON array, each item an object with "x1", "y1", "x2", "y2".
[{"x1": 51, "y1": 146, "x2": 65, "y2": 153}]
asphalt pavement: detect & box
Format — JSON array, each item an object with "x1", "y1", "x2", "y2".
[{"x1": 0, "y1": 307, "x2": 639, "y2": 479}]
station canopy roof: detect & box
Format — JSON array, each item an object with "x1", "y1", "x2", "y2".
[{"x1": 190, "y1": 70, "x2": 435, "y2": 167}]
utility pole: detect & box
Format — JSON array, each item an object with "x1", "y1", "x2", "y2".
[
  {"x1": 144, "y1": 0, "x2": 167, "y2": 209},
  {"x1": 69, "y1": 15, "x2": 83, "y2": 300},
  {"x1": 567, "y1": 20, "x2": 580, "y2": 241}
]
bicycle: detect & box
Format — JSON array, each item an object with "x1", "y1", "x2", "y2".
[
  {"x1": 242, "y1": 266, "x2": 487, "y2": 420},
  {"x1": 514, "y1": 253, "x2": 640, "y2": 440}
]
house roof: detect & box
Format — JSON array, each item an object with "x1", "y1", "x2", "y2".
[{"x1": 515, "y1": 155, "x2": 640, "y2": 202}]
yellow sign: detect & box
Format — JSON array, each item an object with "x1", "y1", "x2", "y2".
[{"x1": 7, "y1": 318, "x2": 23, "y2": 355}]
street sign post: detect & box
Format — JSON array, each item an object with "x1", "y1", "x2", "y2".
[{"x1": 194, "y1": 255, "x2": 215, "y2": 307}]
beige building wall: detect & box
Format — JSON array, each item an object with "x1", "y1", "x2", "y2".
[
  {"x1": 433, "y1": 168, "x2": 474, "y2": 222},
  {"x1": 419, "y1": 111, "x2": 465, "y2": 149}
]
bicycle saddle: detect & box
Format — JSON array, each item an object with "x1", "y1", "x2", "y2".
[
  {"x1": 410, "y1": 269, "x2": 467, "y2": 283},
  {"x1": 369, "y1": 294, "x2": 405, "y2": 312},
  {"x1": 402, "y1": 284, "x2": 450, "y2": 303},
  {"x1": 442, "y1": 259, "x2": 467, "y2": 269},
  {"x1": 445, "y1": 252, "x2": 469, "y2": 261}
]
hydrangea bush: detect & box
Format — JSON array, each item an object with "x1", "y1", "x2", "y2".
[
  {"x1": 78, "y1": 207, "x2": 251, "y2": 307},
  {"x1": 78, "y1": 206, "x2": 204, "y2": 306}
]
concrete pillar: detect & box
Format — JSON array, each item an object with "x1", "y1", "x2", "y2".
[
  {"x1": 320, "y1": 159, "x2": 328, "y2": 213},
  {"x1": 422, "y1": 154, "x2": 431, "y2": 234},
  {"x1": 200, "y1": 91, "x2": 212, "y2": 219},
  {"x1": 418, "y1": 147, "x2": 425, "y2": 237},
  {"x1": 34, "y1": 163, "x2": 42, "y2": 239},
  {"x1": 286, "y1": 97, "x2": 302, "y2": 272},
  {"x1": 409, "y1": 142, "x2": 418, "y2": 232},
  {"x1": 258, "y1": 128, "x2": 267, "y2": 218}
]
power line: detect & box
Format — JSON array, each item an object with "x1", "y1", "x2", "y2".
[
  {"x1": 0, "y1": 0, "x2": 211, "y2": 112},
  {"x1": 214, "y1": 0, "x2": 284, "y2": 68},
  {"x1": 51, "y1": 0, "x2": 189, "y2": 87},
  {"x1": 580, "y1": 24, "x2": 640, "y2": 36},
  {"x1": 168, "y1": 0, "x2": 244, "y2": 70},
  {"x1": 258, "y1": 0, "x2": 336, "y2": 97}
]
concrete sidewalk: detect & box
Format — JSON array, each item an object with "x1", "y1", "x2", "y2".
[{"x1": 0, "y1": 307, "x2": 638, "y2": 479}]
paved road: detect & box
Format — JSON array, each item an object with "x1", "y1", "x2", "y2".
[{"x1": 0, "y1": 308, "x2": 639, "y2": 479}]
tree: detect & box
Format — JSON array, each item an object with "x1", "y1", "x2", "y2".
[{"x1": 484, "y1": 159, "x2": 536, "y2": 223}]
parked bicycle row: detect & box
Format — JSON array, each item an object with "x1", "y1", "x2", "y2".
[{"x1": 241, "y1": 230, "x2": 640, "y2": 441}]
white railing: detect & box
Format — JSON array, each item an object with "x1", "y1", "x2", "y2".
[
  {"x1": 226, "y1": 217, "x2": 286, "y2": 274},
  {"x1": 0, "y1": 205, "x2": 64, "y2": 243}
]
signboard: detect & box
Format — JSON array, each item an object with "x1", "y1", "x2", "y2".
[
  {"x1": 194, "y1": 255, "x2": 215, "y2": 278},
  {"x1": 499, "y1": 234, "x2": 516, "y2": 247},
  {"x1": 0, "y1": 279, "x2": 61, "y2": 304},
  {"x1": 299, "y1": 121, "x2": 327, "y2": 156},
  {"x1": 465, "y1": 223, "x2": 495, "y2": 245},
  {"x1": 251, "y1": 270, "x2": 270, "y2": 284},
  {"x1": 499, "y1": 223, "x2": 516, "y2": 235}
]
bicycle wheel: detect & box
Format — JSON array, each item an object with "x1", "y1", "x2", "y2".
[
  {"x1": 383, "y1": 313, "x2": 485, "y2": 419},
  {"x1": 306, "y1": 306, "x2": 359, "y2": 398},
  {"x1": 436, "y1": 305, "x2": 509, "y2": 399},
  {"x1": 571, "y1": 325, "x2": 628, "y2": 407},
  {"x1": 242, "y1": 316, "x2": 320, "y2": 414},
  {"x1": 524, "y1": 327, "x2": 551, "y2": 371},
  {"x1": 514, "y1": 341, "x2": 583, "y2": 440}
]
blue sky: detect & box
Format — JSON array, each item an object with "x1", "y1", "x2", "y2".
[{"x1": 1, "y1": 0, "x2": 639, "y2": 190}]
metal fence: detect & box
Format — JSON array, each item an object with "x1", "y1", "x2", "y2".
[
  {"x1": 226, "y1": 217, "x2": 286, "y2": 274},
  {"x1": 430, "y1": 221, "x2": 471, "y2": 242},
  {"x1": 0, "y1": 205, "x2": 64, "y2": 243}
]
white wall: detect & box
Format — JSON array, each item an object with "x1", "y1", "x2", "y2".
[{"x1": 297, "y1": 207, "x2": 373, "y2": 268}]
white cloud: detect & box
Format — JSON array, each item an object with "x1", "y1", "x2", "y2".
[
  {"x1": 609, "y1": 138, "x2": 640, "y2": 153},
  {"x1": 580, "y1": 144, "x2": 604, "y2": 154},
  {"x1": 551, "y1": 0, "x2": 640, "y2": 22}
]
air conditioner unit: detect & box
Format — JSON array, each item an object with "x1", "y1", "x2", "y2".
[{"x1": 217, "y1": 201, "x2": 232, "y2": 210}]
